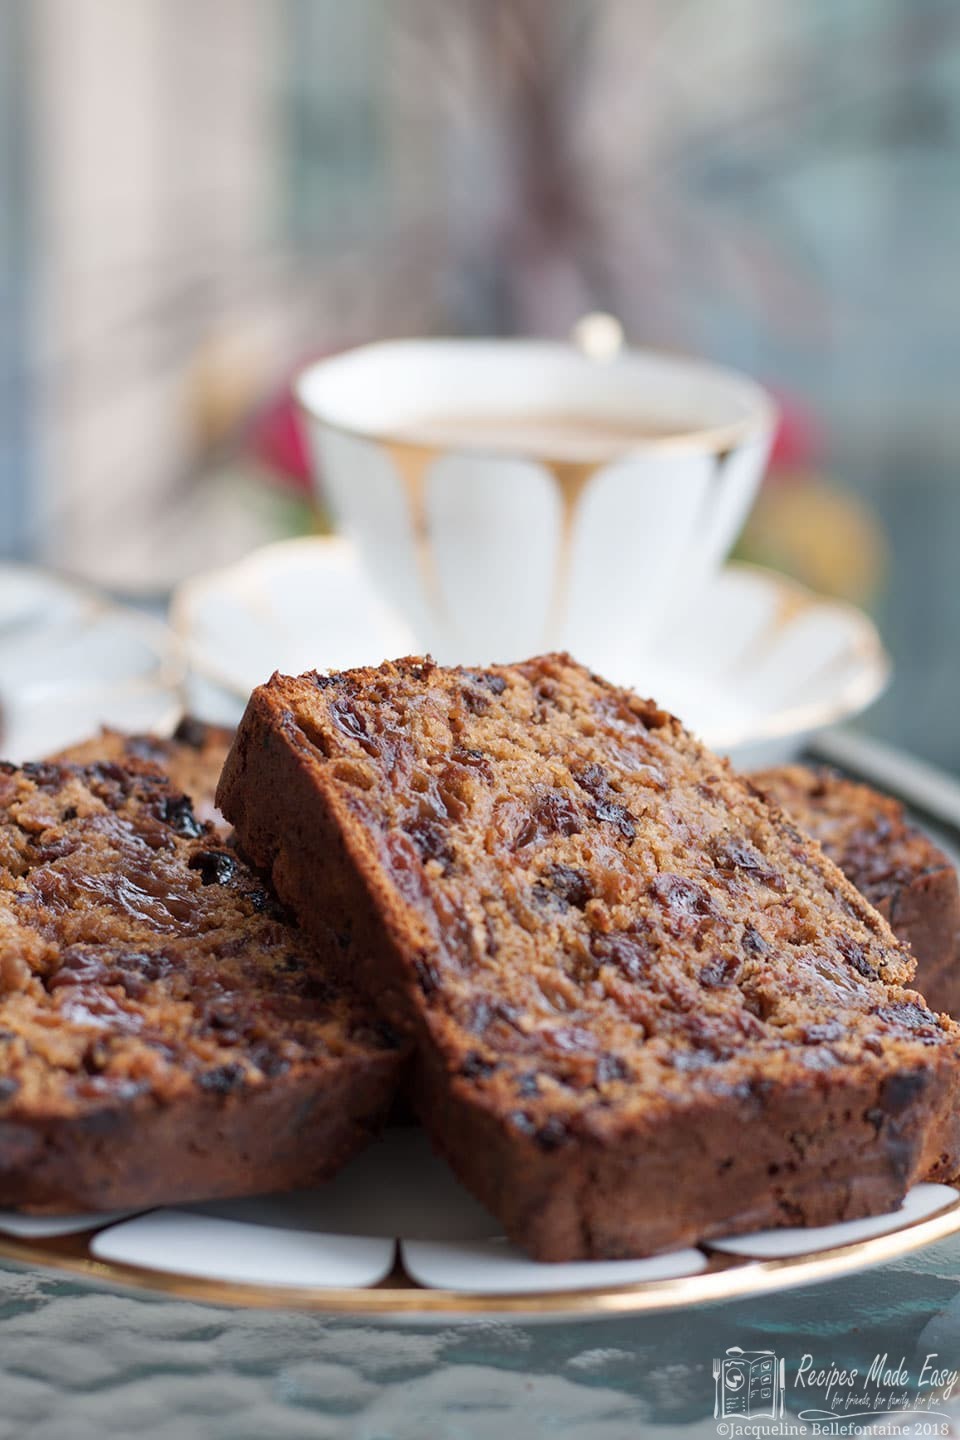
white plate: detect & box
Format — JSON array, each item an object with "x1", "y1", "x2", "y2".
[
  {"x1": 0, "y1": 565, "x2": 185, "y2": 761},
  {"x1": 0, "y1": 572, "x2": 912, "y2": 1320},
  {"x1": 0, "y1": 1208, "x2": 136, "y2": 1239},
  {"x1": 706, "y1": 1184, "x2": 958, "y2": 1259},
  {"x1": 91, "y1": 1212, "x2": 395, "y2": 1290},
  {"x1": 171, "y1": 538, "x2": 888, "y2": 767},
  {"x1": 1, "y1": 1128, "x2": 957, "y2": 1321},
  {"x1": 400, "y1": 1238, "x2": 709, "y2": 1296}
]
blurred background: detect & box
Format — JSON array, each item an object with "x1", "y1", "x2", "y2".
[{"x1": 0, "y1": 0, "x2": 958, "y2": 765}]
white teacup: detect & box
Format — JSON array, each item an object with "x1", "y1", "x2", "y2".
[{"x1": 296, "y1": 338, "x2": 776, "y2": 676}]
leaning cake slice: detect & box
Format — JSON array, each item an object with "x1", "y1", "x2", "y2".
[
  {"x1": 53, "y1": 715, "x2": 235, "y2": 836},
  {"x1": 218, "y1": 654, "x2": 960, "y2": 1261},
  {"x1": 752, "y1": 764, "x2": 960, "y2": 1017},
  {"x1": 0, "y1": 759, "x2": 404, "y2": 1212}
]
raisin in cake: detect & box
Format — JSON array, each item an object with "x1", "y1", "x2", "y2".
[
  {"x1": 54, "y1": 717, "x2": 234, "y2": 836},
  {"x1": 0, "y1": 759, "x2": 403, "y2": 1213},
  {"x1": 753, "y1": 765, "x2": 960, "y2": 1017},
  {"x1": 218, "y1": 655, "x2": 960, "y2": 1261}
]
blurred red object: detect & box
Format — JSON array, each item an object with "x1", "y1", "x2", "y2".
[
  {"x1": 767, "y1": 392, "x2": 824, "y2": 476},
  {"x1": 251, "y1": 375, "x2": 314, "y2": 491}
]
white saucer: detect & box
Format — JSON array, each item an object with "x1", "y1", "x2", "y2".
[
  {"x1": 172, "y1": 537, "x2": 889, "y2": 766},
  {"x1": 0, "y1": 565, "x2": 185, "y2": 762}
]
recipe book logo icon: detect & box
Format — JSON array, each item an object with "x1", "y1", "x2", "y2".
[{"x1": 713, "y1": 1347, "x2": 785, "y2": 1421}]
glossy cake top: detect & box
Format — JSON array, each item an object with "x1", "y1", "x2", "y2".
[
  {"x1": 0, "y1": 760, "x2": 397, "y2": 1121},
  {"x1": 54, "y1": 716, "x2": 234, "y2": 835}
]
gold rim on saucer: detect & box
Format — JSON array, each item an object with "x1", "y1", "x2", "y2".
[
  {"x1": 171, "y1": 547, "x2": 890, "y2": 754},
  {"x1": 702, "y1": 561, "x2": 890, "y2": 749}
]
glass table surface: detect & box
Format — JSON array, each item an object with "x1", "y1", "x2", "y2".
[{"x1": 2, "y1": 1233, "x2": 960, "y2": 1439}]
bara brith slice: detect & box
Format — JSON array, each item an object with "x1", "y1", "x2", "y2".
[
  {"x1": 752, "y1": 764, "x2": 960, "y2": 1018},
  {"x1": 0, "y1": 759, "x2": 405, "y2": 1213},
  {"x1": 217, "y1": 654, "x2": 960, "y2": 1261},
  {"x1": 53, "y1": 716, "x2": 235, "y2": 838}
]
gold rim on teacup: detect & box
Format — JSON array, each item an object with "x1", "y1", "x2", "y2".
[{"x1": 294, "y1": 338, "x2": 781, "y2": 665}]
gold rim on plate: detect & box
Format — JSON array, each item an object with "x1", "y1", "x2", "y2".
[{"x1": 1, "y1": 1190, "x2": 957, "y2": 1317}]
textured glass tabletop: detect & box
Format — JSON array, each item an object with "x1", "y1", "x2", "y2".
[{"x1": 2, "y1": 1234, "x2": 960, "y2": 1439}]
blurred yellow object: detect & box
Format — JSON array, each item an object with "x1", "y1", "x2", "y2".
[
  {"x1": 188, "y1": 333, "x2": 271, "y2": 450},
  {"x1": 737, "y1": 474, "x2": 887, "y2": 605}
]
